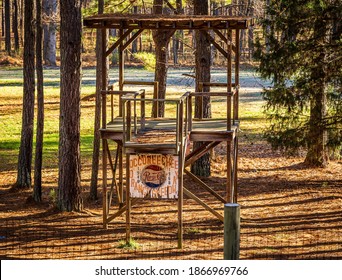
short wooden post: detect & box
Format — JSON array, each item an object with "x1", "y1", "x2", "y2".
[{"x1": 223, "y1": 203, "x2": 240, "y2": 260}]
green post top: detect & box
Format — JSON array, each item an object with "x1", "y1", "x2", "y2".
[{"x1": 224, "y1": 203, "x2": 239, "y2": 207}]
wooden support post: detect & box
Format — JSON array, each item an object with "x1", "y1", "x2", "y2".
[
  {"x1": 177, "y1": 145, "x2": 184, "y2": 249},
  {"x1": 119, "y1": 29, "x2": 125, "y2": 117},
  {"x1": 101, "y1": 25, "x2": 108, "y2": 229},
  {"x1": 178, "y1": 101, "x2": 184, "y2": 248},
  {"x1": 233, "y1": 137, "x2": 238, "y2": 203},
  {"x1": 126, "y1": 154, "x2": 131, "y2": 244},
  {"x1": 234, "y1": 29, "x2": 240, "y2": 123},
  {"x1": 223, "y1": 203, "x2": 240, "y2": 260},
  {"x1": 119, "y1": 143, "x2": 124, "y2": 209},
  {"x1": 153, "y1": 81, "x2": 159, "y2": 118},
  {"x1": 102, "y1": 139, "x2": 108, "y2": 229},
  {"x1": 227, "y1": 141, "x2": 232, "y2": 203},
  {"x1": 227, "y1": 29, "x2": 232, "y2": 131},
  {"x1": 226, "y1": 28, "x2": 233, "y2": 203}
]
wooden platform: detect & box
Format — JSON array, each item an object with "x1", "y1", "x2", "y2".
[{"x1": 100, "y1": 117, "x2": 238, "y2": 142}]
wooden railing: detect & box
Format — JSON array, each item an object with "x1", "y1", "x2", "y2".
[
  {"x1": 121, "y1": 92, "x2": 189, "y2": 154},
  {"x1": 100, "y1": 89, "x2": 145, "y2": 130},
  {"x1": 189, "y1": 89, "x2": 237, "y2": 131}
]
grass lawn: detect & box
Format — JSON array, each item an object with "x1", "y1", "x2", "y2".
[{"x1": 0, "y1": 66, "x2": 265, "y2": 173}]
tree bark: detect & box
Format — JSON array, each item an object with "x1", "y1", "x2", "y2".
[
  {"x1": 58, "y1": 0, "x2": 83, "y2": 211},
  {"x1": 13, "y1": 0, "x2": 20, "y2": 52},
  {"x1": 4, "y1": 0, "x2": 10, "y2": 54},
  {"x1": 191, "y1": 0, "x2": 211, "y2": 177},
  {"x1": 1, "y1": 2, "x2": 4, "y2": 38},
  {"x1": 152, "y1": 0, "x2": 174, "y2": 117},
  {"x1": 43, "y1": 0, "x2": 57, "y2": 66},
  {"x1": 33, "y1": 0, "x2": 44, "y2": 202},
  {"x1": 304, "y1": 20, "x2": 330, "y2": 167},
  {"x1": 15, "y1": 0, "x2": 35, "y2": 189},
  {"x1": 89, "y1": 0, "x2": 107, "y2": 201}
]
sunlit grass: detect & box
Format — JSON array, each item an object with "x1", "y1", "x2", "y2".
[{"x1": 0, "y1": 67, "x2": 266, "y2": 171}]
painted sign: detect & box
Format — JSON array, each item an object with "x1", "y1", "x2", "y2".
[{"x1": 129, "y1": 154, "x2": 179, "y2": 199}]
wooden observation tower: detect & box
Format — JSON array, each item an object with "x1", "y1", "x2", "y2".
[{"x1": 83, "y1": 13, "x2": 253, "y2": 248}]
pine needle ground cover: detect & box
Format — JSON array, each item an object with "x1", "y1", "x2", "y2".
[{"x1": 0, "y1": 67, "x2": 341, "y2": 259}]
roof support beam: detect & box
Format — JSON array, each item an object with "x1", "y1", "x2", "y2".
[
  {"x1": 213, "y1": 29, "x2": 237, "y2": 53},
  {"x1": 106, "y1": 28, "x2": 134, "y2": 57},
  {"x1": 122, "y1": 29, "x2": 144, "y2": 51},
  {"x1": 200, "y1": 30, "x2": 228, "y2": 58}
]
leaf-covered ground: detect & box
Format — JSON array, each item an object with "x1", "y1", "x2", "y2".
[
  {"x1": 0, "y1": 66, "x2": 341, "y2": 259},
  {"x1": 1, "y1": 139, "x2": 341, "y2": 260}
]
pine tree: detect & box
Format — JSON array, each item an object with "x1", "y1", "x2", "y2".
[
  {"x1": 15, "y1": 0, "x2": 35, "y2": 189},
  {"x1": 255, "y1": 0, "x2": 342, "y2": 167},
  {"x1": 58, "y1": 0, "x2": 83, "y2": 211}
]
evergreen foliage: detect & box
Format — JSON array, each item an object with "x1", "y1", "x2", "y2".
[{"x1": 255, "y1": 0, "x2": 342, "y2": 165}]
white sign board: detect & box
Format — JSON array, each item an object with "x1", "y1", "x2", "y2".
[{"x1": 129, "y1": 154, "x2": 179, "y2": 199}]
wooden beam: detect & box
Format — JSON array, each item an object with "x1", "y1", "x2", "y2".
[
  {"x1": 106, "y1": 198, "x2": 140, "y2": 224},
  {"x1": 213, "y1": 29, "x2": 237, "y2": 53},
  {"x1": 183, "y1": 187, "x2": 224, "y2": 222},
  {"x1": 106, "y1": 28, "x2": 133, "y2": 57},
  {"x1": 164, "y1": 0, "x2": 178, "y2": 14},
  {"x1": 185, "y1": 169, "x2": 226, "y2": 203},
  {"x1": 234, "y1": 29, "x2": 240, "y2": 123},
  {"x1": 122, "y1": 29, "x2": 144, "y2": 51},
  {"x1": 185, "y1": 141, "x2": 220, "y2": 167},
  {"x1": 200, "y1": 30, "x2": 228, "y2": 58},
  {"x1": 227, "y1": 29, "x2": 232, "y2": 131}
]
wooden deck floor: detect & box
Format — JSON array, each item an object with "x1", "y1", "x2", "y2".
[{"x1": 101, "y1": 117, "x2": 238, "y2": 142}]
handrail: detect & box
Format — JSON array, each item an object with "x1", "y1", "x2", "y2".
[
  {"x1": 198, "y1": 80, "x2": 239, "y2": 130},
  {"x1": 121, "y1": 93, "x2": 189, "y2": 154},
  {"x1": 122, "y1": 80, "x2": 159, "y2": 118},
  {"x1": 190, "y1": 91, "x2": 236, "y2": 97},
  {"x1": 187, "y1": 90, "x2": 235, "y2": 131},
  {"x1": 101, "y1": 89, "x2": 145, "y2": 130}
]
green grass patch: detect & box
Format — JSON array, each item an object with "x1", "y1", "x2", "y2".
[
  {"x1": 118, "y1": 238, "x2": 140, "y2": 250},
  {"x1": 0, "y1": 67, "x2": 267, "y2": 172}
]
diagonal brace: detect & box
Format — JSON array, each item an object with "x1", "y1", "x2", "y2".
[
  {"x1": 183, "y1": 187, "x2": 224, "y2": 222},
  {"x1": 185, "y1": 141, "x2": 221, "y2": 167},
  {"x1": 106, "y1": 29, "x2": 134, "y2": 57}
]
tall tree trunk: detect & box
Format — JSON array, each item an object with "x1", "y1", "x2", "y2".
[
  {"x1": 58, "y1": 0, "x2": 83, "y2": 211},
  {"x1": 19, "y1": 0, "x2": 24, "y2": 47},
  {"x1": 13, "y1": 0, "x2": 20, "y2": 52},
  {"x1": 1, "y1": 2, "x2": 4, "y2": 38},
  {"x1": 33, "y1": 0, "x2": 44, "y2": 202},
  {"x1": 15, "y1": 0, "x2": 35, "y2": 189},
  {"x1": 172, "y1": 0, "x2": 183, "y2": 65},
  {"x1": 89, "y1": 0, "x2": 107, "y2": 201},
  {"x1": 247, "y1": 0, "x2": 254, "y2": 60},
  {"x1": 43, "y1": 0, "x2": 57, "y2": 66},
  {"x1": 152, "y1": 0, "x2": 174, "y2": 117},
  {"x1": 304, "y1": 20, "x2": 330, "y2": 167},
  {"x1": 4, "y1": 0, "x2": 10, "y2": 54},
  {"x1": 191, "y1": 0, "x2": 211, "y2": 177}
]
